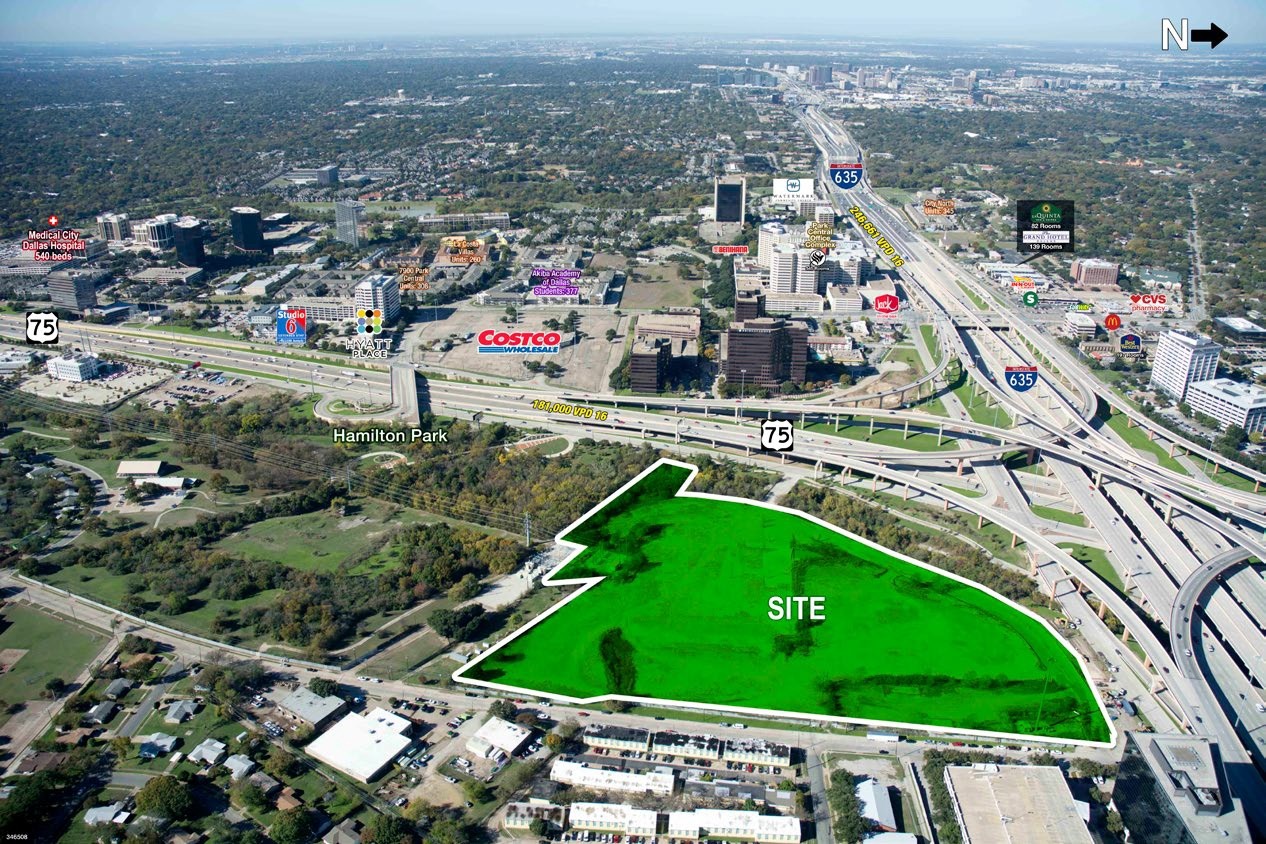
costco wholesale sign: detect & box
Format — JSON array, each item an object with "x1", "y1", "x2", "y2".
[{"x1": 477, "y1": 330, "x2": 562, "y2": 354}]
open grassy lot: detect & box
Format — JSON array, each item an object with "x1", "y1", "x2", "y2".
[
  {"x1": 213, "y1": 506, "x2": 434, "y2": 573},
  {"x1": 803, "y1": 419, "x2": 961, "y2": 453},
  {"x1": 0, "y1": 605, "x2": 105, "y2": 718},
  {"x1": 462, "y1": 461, "x2": 1109, "y2": 744},
  {"x1": 1058, "y1": 543, "x2": 1123, "y2": 592},
  {"x1": 619, "y1": 263, "x2": 698, "y2": 309}
]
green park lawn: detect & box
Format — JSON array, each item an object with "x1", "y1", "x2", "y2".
[
  {"x1": 213, "y1": 506, "x2": 434, "y2": 573},
  {"x1": 461, "y1": 461, "x2": 1110, "y2": 744},
  {"x1": 0, "y1": 605, "x2": 105, "y2": 714}
]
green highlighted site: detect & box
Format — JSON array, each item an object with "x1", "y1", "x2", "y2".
[{"x1": 458, "y1": 460, "x2": 1111, "y2": 744}]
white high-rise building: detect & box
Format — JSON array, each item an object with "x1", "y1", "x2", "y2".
[
  {"x1": 1149, "y1": 330, "x2": 1221, "y2": 401},
  {"x1": 132, "y1": 214, "x2": 178, "y2": 250},
  {"x1": 335, "y1": 200, "x2": 365, "y2": 247},
  {"x1": 46, "y1": 352, "x2": 101, "y2": 382},
  {"x1": 354, "y1": 274, "x2": 400, "y2": 324},
  {"x1": 769, "y1": 245, "x2": 798, "y2": 294},
  {"x1": 757, "y1": 222, "x2": 787, "y2": 268},
  {"x1": 794, "y1": 249, "x2": 820, "y2": 295},
  {"x1": 1185, "y1": 378, "x2": 1266, "y2": 433}
]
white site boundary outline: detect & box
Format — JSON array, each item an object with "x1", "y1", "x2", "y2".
[{"x1": 453, "y1": 458, "x2": 1117, "y2": 748}]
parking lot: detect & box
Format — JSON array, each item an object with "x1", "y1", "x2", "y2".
[
  {"x1": 20, "y1": 361, "x2": 170, "y2": 406},
  {"x1": 143, "y1": 368, "x2": 255, "y2": 411}
]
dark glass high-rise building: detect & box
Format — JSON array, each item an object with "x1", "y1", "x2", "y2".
[
  {"x1": 723, "y1": 317, "x2": 807, "y2": 388},
  {"x1": 1113, "y1": 733, "x2": 1249, "y2": 844},
  {"x1": 229, "y1": 206, "x2": 267, "y2": 253},
  {"x1": 173, "y1": 218, "x2": 206, "y2": 267},
  {"x1": 714, "y1": 177, "x2": 746, "y2": 224}
]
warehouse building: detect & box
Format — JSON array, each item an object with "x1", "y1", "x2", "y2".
[
  {"x1": 943, "y1": 764, "x2": 1091, "y2": 844},
  {"x1": 468, "y1": 716, "x2": 532, "y2": 759},
  {"x1": 550, "y1": 759, "x2": 676, "y2": 796},
  {"x1": 276, "y1": 687, "x2": 348, "y2": 730},
  {"x1": 305, "y1": 708, "x2": 412, "y2": 782}
]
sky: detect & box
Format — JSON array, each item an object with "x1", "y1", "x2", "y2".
[{"x1": 0, "y1": 0, "x2": 1262, "y2": 45}]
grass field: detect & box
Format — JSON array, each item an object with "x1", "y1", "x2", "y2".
[
  {"x1": 1058, "y1": 543, "x2": 1123, "y2": 593},
  {"x1": 214, "y1": 506, "x2": 434, "y2": 573},
  {"x1": 1031, "y1": 504, "x2": 1088, "y2": 528},
  {"x1": 620, "y1": 264, "x2": 698, "y2": 308},
  {"x1": 462, "y1": 462, "x2": 1109, "y2": 744},
  {"x1": 875, "y1": 187, "x2": 918, "y2": 206},
  {"x1": 957, "y1": 282, "x2": 989, "y2": 311},
  {"x1": 918, "y1": 324, "x2": 942, "y2": 366},
  {"x1": 1102, "y1": 410, "x2": 1190, "y2": 476},
  {"x1": 803, "y1": 420, "x2": 959, "y2": 453},
  {"x1": 954, "y1": 381, "x2": 1013, "y2": 429},
  {"x1": 0, "y1": 605, "x2": 105, "y2": 715}
]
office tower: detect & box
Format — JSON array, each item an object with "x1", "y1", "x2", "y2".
[
  {"x1": 757, "y1": 221, "x2": 788, "y2": 268},
  {"x1": 734, "y1": 290, "x2": 766, "y2": 322},
  {"x1": 629, "y1": 339, "x2": 671, "y2": 393},
  {"x1": 354, "y1": 274, "x2": 401, "y2": 324},
  {"x1": 96, "y1": 212, "x2": 131, "y2": 243},
  {"x1": 336, "y1": 200, "x2": 366, "y2": 247},
  {"x1": 769, "y1": 245, "x2": 798, "y2": 294},
  {"x1": 794, "y1": 249, "x2": 820, "y2": 294},
  {"x1": 856, "y1": 68, "x2": 869, "y2": 87},
  {"x1": 1113, "y1": 733, "x2": 1251, "y2": 843},
  {"x1": 833, "y1": 241, "x2": 872, "y2": 285},
  {"x1": 46, "y1": 268, "x2": 102, "y2": 312},
  {"x1": 1184, "y1": 378, "x2": 1266, "y2": 433},
  {"x1": 229, "y1": 207, "x2": 267, "y2": 253},
  {"x1": 882, "y1": 68, "x2": 893, "y2": 85},
  {"x1": 723, "y1": 318, "x2": 808, "y2": 388},
  {"x1": 814, "y1": 204, "x2": 835, "y2": 225},
  {"x1": 1149, "y1": 330, "x2": 1221, "y2": 401},
  {"x1": 173, "y1": 217, "x2": 206, "y2": 267},
  {"x1": 713, "y1": 177, "x2": 746, "y2": 224}
]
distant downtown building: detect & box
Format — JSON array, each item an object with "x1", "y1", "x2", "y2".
[
  {"x1": 229, "y1": 206, "x2": 267, "y2": 253},
  {"x1": 1184, "y1": 378, "x2": 1266, "y2": 433},
  {"x1": 46, "y1": 268, "x2": 102, "y2": 312},
  {"x1": 173, "y1": 217, "x2": 206, "y2": 267},
  {"x1": 1149, "y1": 330, "x2": 1221, "y2": 401},
  {"x1": 714, "y1": 176, "x2": 747, "y2": 224},
  {"x1": 335, "y1": 200, "x2": 366, "y2": 248},
  {"x1": 722, "y1": 318, "x2": 808, "y2": 389}
]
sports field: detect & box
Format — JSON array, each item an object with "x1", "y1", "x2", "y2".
[{"x1": 461, "y1": 461, "x2": 1111, "y2": 744}]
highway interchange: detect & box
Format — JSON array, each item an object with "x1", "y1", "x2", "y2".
[{"x1": 3, "y1": 76, "x2": 1266, "y2": 837}]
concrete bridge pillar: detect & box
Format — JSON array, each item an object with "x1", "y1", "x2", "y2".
[
  {"x1": 1098, "y1": 601, "x2": 1108, "y2": 620},
  {"x1": 1143, "y1": 655, "x2": 1153, "y2": 671},
  {"x1": 903, "y1": 484, "x2": 910, "y2": 501},
  {"x1": 903, "y1": 419, "x2": 910, "y2": 440},
  {"x1": 1120, "y1": 628, "x2": 1132, "y2": 644},
  {"x1": 869, "y1": 417, "x2": 875, "y2": 435},
  {"x1": 1147, "y1": 429, "x2": 1155, "y2": 442},
  {"x1": 977, "y1": 514, "x2": 985, "y2": 529},
  {"x1": 1165, "y1": 503, "x2": 1173, "y2": 524},
  {"x1": 937, "y1": 423, "x2": 945, "y2": 447},
  {"x1": 1011, "y1": 533, "x2": 1019, "y2": 549},
  {"x1": 1095, "y1": 471, "x2": 1103, "y2": 490},
  {"x1": 780, "y1": 452, "x2": 787, "y2": 465},
  {"x1": 642, "y1": 402, "x2": 647, "y2": 411},
  {"x1": 814, "y1": 461, "x2": 822, "y2": 481},
  {"x1": 872, "y1": 475, "x2": 879, "y2": 492},
  {"x1": 944, "y1": 498, "x2": 950, "y2": 512},
  {"x1": 800, "y1": 411, "x2": 805, "y2": 428},
  {"x1": 957, "y1": 459, "x2": 965, "y2": 477},
  {"x1": 846, "y1": 466, "x2": 853, "y2": 480},
  {"x1": 834, "y1": 416, "x2": 840, "y2": 432}
]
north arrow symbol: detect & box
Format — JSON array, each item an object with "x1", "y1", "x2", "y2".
[
  {"x1": 455, "y1": 459, "x2": 1114, "y2": 745},
  {"x1": 1192, "y1": 22, "x2": 1228, "y2": 48}
]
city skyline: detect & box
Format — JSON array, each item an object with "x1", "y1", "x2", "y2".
[{"x1": 1, "y1": 0, "x2": 1265, "y2": 45}]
